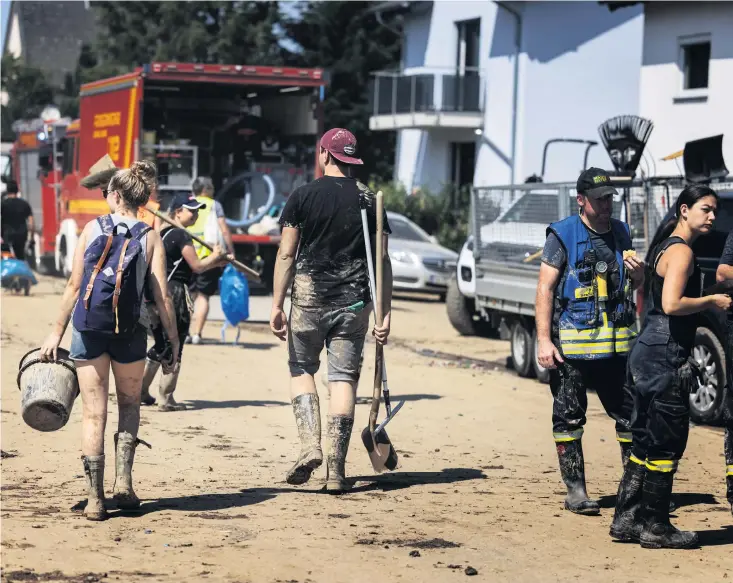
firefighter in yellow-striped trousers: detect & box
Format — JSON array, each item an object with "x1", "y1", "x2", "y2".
[{"x1": 534, "y1": 168, "x2": 645, "y2": 516}]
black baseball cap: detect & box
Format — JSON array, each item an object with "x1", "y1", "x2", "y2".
[
  {"x1": 576, "y1": 167, "x2": 618, "y2": 199},
  {"x1": 169, "y1": 193, "x2": 206, "y2": 212}
]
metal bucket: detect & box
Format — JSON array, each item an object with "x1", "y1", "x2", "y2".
[{"x1": 17, "y1": 347, "x2": 79, "y2": 432}]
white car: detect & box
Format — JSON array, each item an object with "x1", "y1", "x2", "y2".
[{"x1": 387, "y1": 211, "x2": 458, "y2": 301}]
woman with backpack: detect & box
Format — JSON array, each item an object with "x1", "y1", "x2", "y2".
[
  {"x1": 609, "y1": 185, "x2": 731, "y2": 549},
  {"x1": 39, "y1": 160, "x2": 180, "y2": 521},
  {"x1": 140, "y1": 193, "x2": 229, "y2": 410}
]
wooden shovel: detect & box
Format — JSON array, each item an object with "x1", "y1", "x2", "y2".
[
  {"x1": 360, "y1": 191, "x2": 399, "y2": 473},
  {"x1": 145, "y1": 205, "x2": 261, "y2": 282}
]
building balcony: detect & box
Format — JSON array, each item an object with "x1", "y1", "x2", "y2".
[{"x1": 368, "y1": 67, "x2": 485, "y2": 131}]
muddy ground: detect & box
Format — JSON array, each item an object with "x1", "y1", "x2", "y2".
[{"x1": 2, "y1": 277, "x2": 732, "y2": 583}]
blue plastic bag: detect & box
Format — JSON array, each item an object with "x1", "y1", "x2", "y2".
[
  {"x1": 219, "y1": 264, "x2": 249, "y2": 326},
  {"x1": 1, "y1": 258, "x2": 38, "y2": 290}
]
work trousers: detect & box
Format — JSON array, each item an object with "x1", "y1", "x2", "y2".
[
  {"x1": 724, "y1": 320, "x2": 733, "y2": 502},
  {"x1": 628, "y1": 319, "x2": 694, "y2": 474},
  {"x1": 549, "y1": 350, "x2": 634, "y2": 445}
]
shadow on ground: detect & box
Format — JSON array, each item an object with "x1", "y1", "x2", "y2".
[
  {"x1": 183, "y1": 399, "x2": 288, "y2": 410},
  {"x1": 71, "y1": 468, "x2": 486, "y2": 518}
]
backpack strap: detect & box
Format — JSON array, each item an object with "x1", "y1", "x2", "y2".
[
  {"x1": 130, "y1": 222, "x2": 152, "y2": 241},
  {"x1": 83, "y1": 234, "x2": 115, "y2": 310},
  {"x1": 112, "y1": 238, "x2": 133, "y2": 334},
  {"x1": 97, "y1": 214, "x2": 114, "y2": 235}
]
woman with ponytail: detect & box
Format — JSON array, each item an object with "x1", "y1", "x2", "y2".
[
  {"x1": 39, "y1": 160, "x2": 179, "y2": 521},
  {"x1": 610, "y1": 184, "x2": 730, "y2": 548}
]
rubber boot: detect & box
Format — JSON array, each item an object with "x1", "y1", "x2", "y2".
[
  {"x1": 286, "y1": 393, "x2": 323, "y2": 485},
  {"x1": 639, "y1": 470, "x2": 698, "y2": 549},
  {"x1": 141, "y1": 358, "x2": 160, "y2": 406},
  {"x1": 556, "y1": 440, "x2": 600, "y2": 515},
  {"x1": 609, "y1": 459, "x2": 645, "y2": 542},
  {"x1": 158, "y1": 368, "x2": 185, "y2": 411},
  {"x1": 112, "y1": 432, "x2": 150, "y2": 509},
  {"x1": 325, "y1": 415, "x2": 354, "y2": 493},
  {"x1": 81, "y1": 455, "x2": 107, "y2": 521}
]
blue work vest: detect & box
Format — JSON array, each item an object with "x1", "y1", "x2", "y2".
[{"x1": 548, "y1": 215, "x2": 636, "y2": 360}]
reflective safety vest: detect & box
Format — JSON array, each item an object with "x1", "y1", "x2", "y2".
[
  {"x1": 187, "y1": 195, "x2": 222, "y2": 259},
  {"x1": 549, "y1": 215, "x2": 637, "y2": 360}
]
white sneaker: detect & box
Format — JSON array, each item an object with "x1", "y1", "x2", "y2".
[
  {"x1": 191, "y1": 334, "x2": 202, "y2": 345},
  {"x1": 184, "y1": 335, "x2": 192, "y2": 344}
]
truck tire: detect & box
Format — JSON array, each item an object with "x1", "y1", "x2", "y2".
[
  {"x1": 446, "y1": 275, "x2": 479, "y2": 336},
  {"x1": 511, "y1": 321, "x2": 534, "y2": 378},
  {"x1": 690, "y1": 326, "x2": 726, "y2": 425},
  {"x1": 532, "y1": 328, "x2": 550, "y2": 384}
]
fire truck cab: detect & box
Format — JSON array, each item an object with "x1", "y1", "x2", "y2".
[{"x1": 12, "y1": 63, "x2": 328, "y2": 290}]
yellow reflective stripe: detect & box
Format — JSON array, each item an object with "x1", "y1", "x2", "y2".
[
  {"x1": 553, "y1": 429, "x2": 584, "y2": 443},
  {"x1": 727, "y1": 464, "x2": 733, "y2": 477},
  {"x1": 615, "y1": 327, "x2": 638, "y2": 339},
  {"x1": 616, "y1": 432, "x2": 632, "y2": 443},
  {"x1": 560, "y1": 328, "x2": 614, "y2": 341},
  {"x1": 575, "y1": 287, "x2": 594, "y2": 299},
  {"x1": 561, "y1": 342, "x2": 615, "y2": 355},
  {"x1": 646, "y1": 459, "x2": 677, "y2": 473},
  {"x1": 615, "y1": 341, "x2": 631, "y2": 352},
  {"x1": 630, "y1": 454, "x2": 646, "y2": 466}
]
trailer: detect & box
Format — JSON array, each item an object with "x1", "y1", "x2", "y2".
[{"x1": 11, "y1": 63, "x2": 328, "y2": 291}]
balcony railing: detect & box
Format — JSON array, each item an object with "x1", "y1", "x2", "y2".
[{"x1": 369, "y1": 67, "x2": 485, "y2": 118}]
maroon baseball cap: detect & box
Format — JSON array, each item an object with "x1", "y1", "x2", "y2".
[{"x1": 320, "y1": 128, "x2": 363, "y2": 165}]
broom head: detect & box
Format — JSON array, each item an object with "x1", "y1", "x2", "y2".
[{"x1": 598, "y1": 115, "x2": 654, "y2": 175}]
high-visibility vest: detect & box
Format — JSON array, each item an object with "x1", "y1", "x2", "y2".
[
  {"x1": 187, "y1": 195, "x2": 222, "y2": 259},
  {"x1": 549, "y1": 214, "x2": 637, "y2": 359}
]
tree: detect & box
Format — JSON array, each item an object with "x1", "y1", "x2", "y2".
[
  {"x1": 1, "y1": 55, "x2": 56, "y2": 140},
  {"x1": 281, "y1": 2, "x2": 402, "y2": 182}
]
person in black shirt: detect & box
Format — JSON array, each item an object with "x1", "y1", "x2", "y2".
[
  {"x1": 715, "y1": 229, "x2": 733, "y2": 516},
  {"x1": 141, "y1": 193, "x2": 228, "y2": 410},
  {"x1": 271, "y1": 128, "x2": 393, "y2": 492},
  {"x1": 1, "y1": 180, "x2": 34, "y2": 260}
]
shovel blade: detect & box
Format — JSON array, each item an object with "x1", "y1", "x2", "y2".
[{"x1": 361, "y1": 426, "x2": 399, "y2": 473}]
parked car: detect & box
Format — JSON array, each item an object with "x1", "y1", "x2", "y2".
[
  {"x1": 640, "y1": 188, "x2": 733, "y2": 425},
  {"x1": 387, "y1": 211, "x2": 458, "y2": 301}
]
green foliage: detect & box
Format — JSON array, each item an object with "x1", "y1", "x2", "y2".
[
  {"x1": 281, "y1": 1, "x2": 401, "y2": 183},
  {"x1": 1, "y1": 55, "x2": 57, "y2": 141},
  {"x1": 372, "y1": 182, "x2": 471, "y2": 252}
]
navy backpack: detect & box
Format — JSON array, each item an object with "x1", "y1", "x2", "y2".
[{"x1": 72, "y1": 215, "x2": 151, "y2": 336}]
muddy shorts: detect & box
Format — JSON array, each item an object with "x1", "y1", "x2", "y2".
[
  {"x1": 287, "y1": 301, "x2": 371, "y2": 383},
  {"x1": 69, "y1": 325, "x2": 147, "y2": 364}
]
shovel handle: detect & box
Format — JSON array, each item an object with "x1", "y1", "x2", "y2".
[
  {"x1": 145, "y1": 205, "x2": 261, "y2": 281},
  {"x1": 369, "y1": 191, "x2": 385, "y2": 435}
]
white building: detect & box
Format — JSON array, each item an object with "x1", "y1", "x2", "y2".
[
  {"x1": 639, "y1": 1, "x2": 733, "y2": 178},
  {"x1": 370, "y1": 1, "x2": 732, "y2": 191}
]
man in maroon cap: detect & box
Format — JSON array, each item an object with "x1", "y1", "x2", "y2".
[{"x1": 270, "y1": 128, "x2": 393, "y2": 492}]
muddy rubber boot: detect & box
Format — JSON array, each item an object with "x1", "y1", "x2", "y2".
[
  {"x1": 286, "y1": 393, "x2": 323, "y2": 485},
  {"x1": 727, "y1": 473, "x2": 733, "y2": 517},
  {"x1": 141, "y1": 358, "x2": 160, "y2": 406},
  {"x1": 556, "y1": 440, "x2": 600, "y2": 515},
  {"x1": 609, "y1": 459, "x2": 645, "y2": 542},
  {"x1": 639, "y1": 470, "x2": 698, "y2": 549},
  {"x1": 112, "y1": 432, "x2": 150, "y2": 509},
  {"x1": 158, "y1": 369, "x2": 186, "y2": 412},
  {"x1": 81, "y1": 455, "x2": 107, "y2": 521},
  {"x1": 325, "y1": 415, "x2": 354, "y2": 493}
]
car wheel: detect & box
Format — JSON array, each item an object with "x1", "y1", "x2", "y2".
[
  {"x1": 446, "y1": 275, "x2": 479, "y2": 336},
  {"x1": 511, "y1": 321, "x2": 534, "y2": 378},
  {"x1": 690, "y1": 326, "x2": 726, "y2": 425},
  {"x1": 532, "y1": 328, "x2": 550, "y2": 384}
]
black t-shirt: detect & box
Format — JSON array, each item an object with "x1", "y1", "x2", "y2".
[
  {"x1": 161, "y1": 226, "x2": 195, "y2": 284},
  {"x1": 1, "y1": 197, "x2": 32, "y2": 237},
  {"x1": 279, "y1": 176, "x2": 391, "y2": 308},
  {"x1": 719, "y1": 230, "x2": 733, "y2": 267}
]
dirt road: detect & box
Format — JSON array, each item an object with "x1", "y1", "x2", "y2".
[{"x1": 2, "y1": 279, "x2": 732, "y2": 583}]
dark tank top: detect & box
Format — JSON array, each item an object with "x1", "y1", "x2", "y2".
[{"x1": 647, "y1": 236, "x2": 702, "y2": 350}]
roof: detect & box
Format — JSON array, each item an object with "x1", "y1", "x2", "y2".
[{"x1": 3, "y1": 1, "x2": 97, "y2": 87}]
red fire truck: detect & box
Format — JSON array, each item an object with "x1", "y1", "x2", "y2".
[{"x1": 11, "y1": 63, "x2": 328, "y2": 291}]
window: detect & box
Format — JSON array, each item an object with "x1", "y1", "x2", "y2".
[
  {"x1": 680, "y1": 37, "x2": 711, "y2": 90},
  {"x1": 61, "y1": 137, "x2": 76, "y2": 176},
  {"x1": 389, "y1": 217, "x2": 431, "y2": 243}
]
